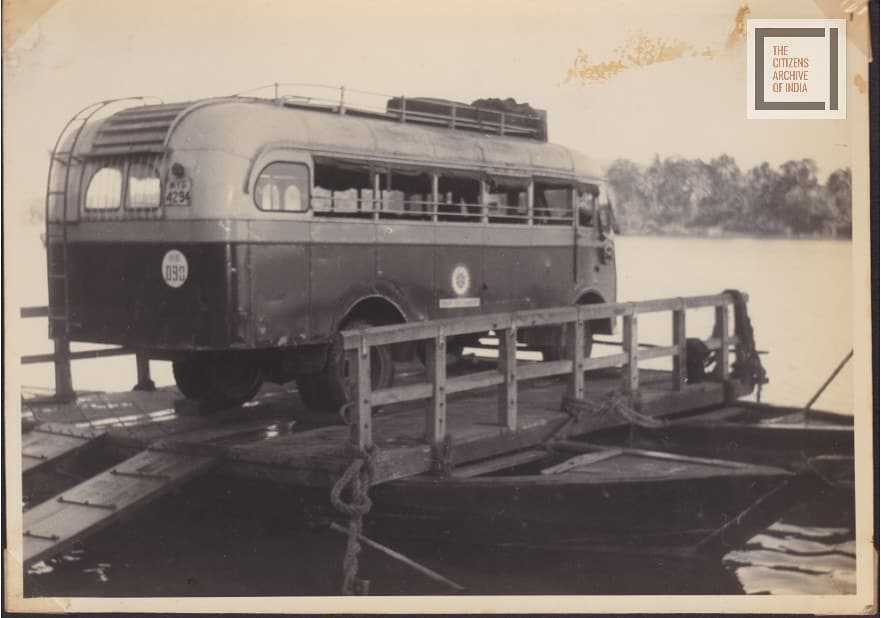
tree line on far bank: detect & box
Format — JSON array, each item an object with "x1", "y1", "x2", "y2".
[{"x1": 606, "y1": 155, "x2": 852, "y2": 238}]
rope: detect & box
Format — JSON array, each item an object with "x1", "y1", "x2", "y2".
[
  {"x1": 558, "y1": 389, "x2": 664, "y2": 440},
  {"x1": 329, "y1": 443, "x2": 376, "y2": 595},
  {"x1": 722, "y1": 289, "x2": 768, "y2": 391}
]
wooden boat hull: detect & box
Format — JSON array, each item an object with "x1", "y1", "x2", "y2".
[
  {"x1": 625, "y1": 403, "x2": 854, "y2": 485},
  {"x1": 366, "y1": 446, "x2": 803, "y2": 557}
]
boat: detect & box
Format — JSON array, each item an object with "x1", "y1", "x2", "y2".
[
  {"x1": 620, "y1": 402, "x2": 854, "y2": 488},
  {"x1": 364, "y1": 441, "x2": 810, "y2": 558}
]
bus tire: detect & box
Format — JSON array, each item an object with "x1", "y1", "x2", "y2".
[
  {"x1": 208, "y1": 356, "x2": 264, "y2": 407},
  {"x1": 173, "y1": 359, "x2": 211, "y2": 400},
  {"x1": 172, "y1": 355, "x2": 263, "y2": 410},
  {"x1": 541, "y1": 323, "x2": 594, "y2": 362},
  {"x1": 297, "y1": 319, "x2": 395, "y2": 414}
]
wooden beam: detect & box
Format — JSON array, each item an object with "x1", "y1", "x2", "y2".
[
  {"x1": 350, "y1": 347, "x2": 373, "y2": 449},
  {"x1": 424, "y1": 333, "x2": 447, "y2": 444},
  {"x1": 498, "y1": 326, "x2": 518, "y2": 430},
  {"x1": 715, "y1": 305, "x2": 730, "y2": 380},
  {"x1": 451, "y1": 449, "x2": 547, "y2": 478},
  {"x1": 517, "y1": 359, "x2": 573, "y2": 381},
  {"x1": 672, "y1": 308, "x2": 687, "y2": 391},
  {"x1": 637, "y1": 345, "x2": 679, "y2": 361},
  {"x1": 570, "y1": 320, "x2": 586, "y2": 399},
  {"x1": 53, "y1": 338, "x2": 75, "y2": 402},
  {"x1": 622, "y1": 314, "x2": 639, "y2": 393},
  {"x1": 21, "y1": 306, "x2": 50, "y2": 318},
  {"x1": 22, "y1": 346, "x2": 133, "y2": 365}
]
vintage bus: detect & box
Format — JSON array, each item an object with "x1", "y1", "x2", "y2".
[{"x1": 45, "y1": 88, "x2": 618, "y2": 412}]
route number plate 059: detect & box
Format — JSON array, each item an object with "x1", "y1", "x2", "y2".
[{"x1": 164, "y1": 177, "x2": 192, "y2": 207}]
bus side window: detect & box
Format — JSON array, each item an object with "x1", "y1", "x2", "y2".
[
  {"x1": 254, "y1": 162, "x2": 308, "y2": 212},
  {"x1": 313, "y1": 160, "x2": 373, "y2": 217},
  {"x1": 486, "y1": 176, "x2": 529, "y2": 224},
  {"x1": 437, "y1": 173, "x2": 481, "y2": 222},
  {"x1": 534, "y1": 181, "x2": 573, "y2": 225},
  {"x1": 384, "y1": 169, "x2": 432, "y2": 219}
]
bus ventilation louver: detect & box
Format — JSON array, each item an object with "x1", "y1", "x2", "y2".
[{"x1": 91, "y1": 102, "x2": 194, "y2": 155}]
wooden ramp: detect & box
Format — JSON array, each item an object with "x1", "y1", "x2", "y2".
[
  {"x1": 22, "y1": 424, "x2": 106, "y2": 474},
  {"x1": 23, "y1": 448, "x2": 218, "y2": 567}
]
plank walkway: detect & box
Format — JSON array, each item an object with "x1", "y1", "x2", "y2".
[
  {"x1": 23, "y1": 449, "x2": 218, "y2": 567},
  {"x1": 22, "y1": 367, "x2": 740, "y2": 487}
]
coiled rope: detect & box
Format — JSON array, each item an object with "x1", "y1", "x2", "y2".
[
  {"x1": 559, "y1": 390, "x2": 663, "y2": 439},
  {"x1": 722, "y1": 289, "x2": 768, "y2": 393},
  {"x1": 329, "y1": 425, "x2": 376, "y2": 594}
]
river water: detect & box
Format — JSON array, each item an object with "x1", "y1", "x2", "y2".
[{"x1": 18, "y1": 233, "x2": 856, "y2": 597}]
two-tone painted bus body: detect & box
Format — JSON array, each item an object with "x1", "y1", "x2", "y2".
[{"x1": 47, "y1": 96, "x2": 617, "y2": 410}]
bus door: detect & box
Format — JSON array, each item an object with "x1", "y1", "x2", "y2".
[
  {"x1": 573, "y1": 184, "x2": 596, "y2": 285},
  {"x1": 574, "y1": 183, "x2": 616, "y2": 292}
]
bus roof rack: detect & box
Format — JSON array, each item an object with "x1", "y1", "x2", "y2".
[
  {"x1": 241, "y1": 84, "x2": 549, "y2": 142},
  {"x1": 385, "y1": 96, "x2": 548, "y2": 142}
]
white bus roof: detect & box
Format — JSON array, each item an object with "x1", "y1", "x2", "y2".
[{"x1": 78, "y1": 98, "x2": 605, "y2": 182}]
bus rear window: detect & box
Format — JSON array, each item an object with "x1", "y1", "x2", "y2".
[
  {"x1": 127, "y1": 160, "x2": 161, "y2": 209},
  {"x1": 255, "y1": 162, "x2": 308, "y2": 212},
  {"x1": 85, "y1": 165, "x2": 124, "y2": 210},
  {"x1": 84, "y1": 157, "x2": 162, "y2": 211}
]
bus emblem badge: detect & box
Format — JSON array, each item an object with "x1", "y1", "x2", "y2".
[
  {"x1": 161, "y1": 250, "x2": 189, "y2": 288},
  {"x1": 451, "y1": 265, "x2": 470, "y2": 296}
]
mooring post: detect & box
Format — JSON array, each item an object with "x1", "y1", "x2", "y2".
[
  {"x1": 132, "y1": 353, "x2": 156, "y2": 391},
  {"x1": 570, "y1": 319, "x2": 586, "y2": 399},
  {"x1": 622, "y1": 312, "x2": 639, "y2": 393},
  {"x1": 350, "y1": 344, "x2": 373, "y2": 449},
  {"x1": 52, "y1": 337, "x2": 75, "y2": 402},
  {"x1": 671, "y1": 304, "x2": 687, "y2": 391},
  {"x1": 498, "y1": 325, "x2": 518, "y2": 430},
  {"x1": 424, "y1": 329, "x2": 447, "y2": 444},
  {"x1": 715, "y1": 304, "x2": 730, "y2": 380}
]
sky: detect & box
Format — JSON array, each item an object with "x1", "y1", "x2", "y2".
[{"x1": 3, "y1": 0, "x2": 862, "y2": 215}]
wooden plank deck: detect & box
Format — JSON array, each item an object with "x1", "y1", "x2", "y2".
[
  {"x1": 22, "y1": 367, "x2": 742, "y2": 488},
  {"x1": 22, "y1": 424, "x2": 105, "y2": 474},
  {"x1": 23, "y1": 448, "x2": 219, "y2": 567}
]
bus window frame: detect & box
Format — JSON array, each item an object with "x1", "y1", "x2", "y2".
[
  {"x1": 483, "y1": 174, "x2": 531, "y2": 225},
  {"x1": 254, "y1": 161, "x2": 311, "y2": 213},
  {"x1": 532, "y1": 176, "x2": 577, "y2": 226},
  {"x1": 82, "y1": 156, "x2": 165, "y2": 213},
  {"x1": 246, "y1": 148, "x2": 313, "y2": 215},
  {"x1": 83, "y1": 161, "x2": 125, "y2": 212},
  {"x1": 125, "y1": 156, "x2": 164, "y2": 211}
]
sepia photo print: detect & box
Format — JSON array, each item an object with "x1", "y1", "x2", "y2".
[{"x1": 3, "y1": 0, "x2": 875, "y2": 613}]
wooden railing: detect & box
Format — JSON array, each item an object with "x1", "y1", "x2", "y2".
[
  {"x1": 20, "y1": 306, "x2": 154, "y2": 402},
  {"x1": 341, "y1": 293, "x2": 743, "y2": 449}
]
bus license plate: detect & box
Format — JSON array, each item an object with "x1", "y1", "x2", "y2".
[{"x1": 164, "y1": 178, "x2": 192, "y2": 207}]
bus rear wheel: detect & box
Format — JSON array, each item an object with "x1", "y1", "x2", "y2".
[
  {"x1": 295, "y1": 319, "x2": 395, "y2": 414},
  {"x1": 540, "y1": 323, "x2": 594, "y2": 362},
  {"x1": 172, "y1": 355, "x2": 263, "y2": 410}
]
